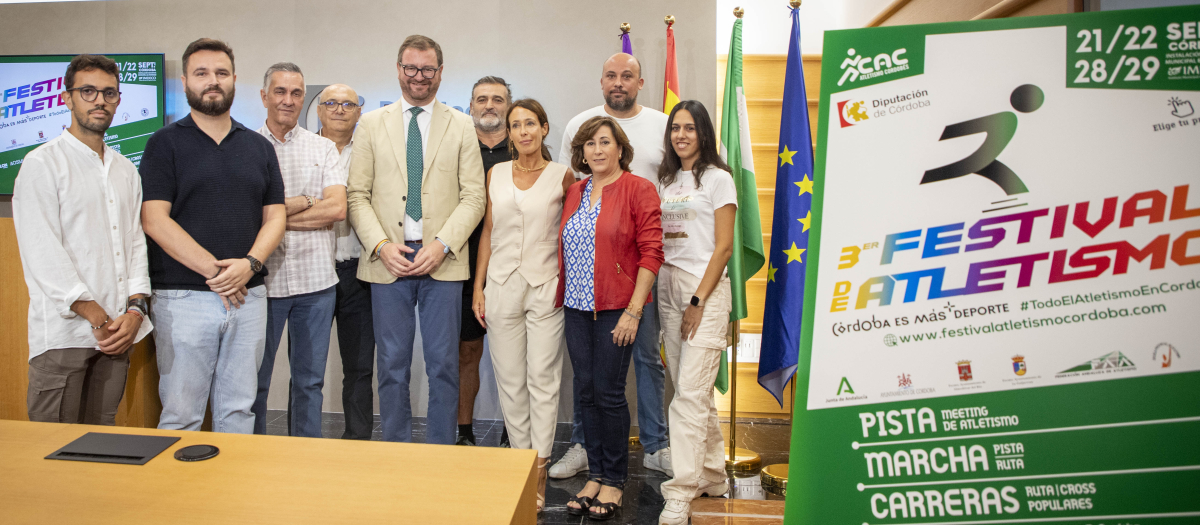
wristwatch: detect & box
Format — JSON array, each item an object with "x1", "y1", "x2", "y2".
[
  {"x1": 245, "y1": 255, "x2": 264, "y2": 274},
  {"x1": 691, "y1": 295, "x2": 705, "y2": 307}
]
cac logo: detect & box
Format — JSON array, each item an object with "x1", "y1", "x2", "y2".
[
  {"x1": 837, "y1": 100, "x2": 869, "y2": 128},
  {"x1": 838, "y1": 47, "x2": 910, "y2": 86}
]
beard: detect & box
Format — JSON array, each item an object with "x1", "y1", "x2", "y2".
[
  {"x1": 605, "y1": 89, "x2": 637, "y2": 112},
  {"x1": 401, "y1": 77, "x2": 439, "y2": 104},
  {"x1": 473, "y1": 112, "x2": 504, "y2": 133},
  {"x1": 73, "y1": 107, "x2": 112, "y2": 134},
  {"x1": 185, "y1": 83, "x2": 235, "y2": 116}
]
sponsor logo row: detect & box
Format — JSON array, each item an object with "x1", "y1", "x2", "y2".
[{"x1": 828, "y1": 344, "x2": 1180, "y2": 404}]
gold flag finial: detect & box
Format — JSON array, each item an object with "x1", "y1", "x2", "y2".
[
  {"x1": 790, "y1": 0, "x2": 801, "y2": 8},
  {"x1": 665, "y1": 15, "x2": 675, "y2": 26},
  {"x1": 620, "y1": 22, "x2": 631, "y2": 34},
  {"x1": 733, "y1": 7, "x2": 744, "y2": 18}
]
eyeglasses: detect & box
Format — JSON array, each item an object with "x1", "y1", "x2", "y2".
[
  {"x1": 399, "y1": 64, "x2": 441, "y2": 79},
  {"x1": 66, "y1": 86, "x2": 121, "y2": 104},
  {"x1": 319, "y1": 100, "x2": 362, "y2": 111}
]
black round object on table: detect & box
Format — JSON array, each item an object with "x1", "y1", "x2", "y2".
[{"x1": 174, "y1": 445, "x2": 219, "y2": 462}]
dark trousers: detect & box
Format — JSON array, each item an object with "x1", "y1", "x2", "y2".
[
  {"x1": 564, "y1": 307, "x2": 634, "y2": 488},
  {"x1": 335, "y1": 259, "x2": 375, "y2": 440},
  {"x1": 372, "y1": 242, "x2": 462, "y2": 444}
]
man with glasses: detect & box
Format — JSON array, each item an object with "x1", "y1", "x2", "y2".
[
  {"x1": 317, "y1": 84, "x2": 375, "y2": 440},
  {"x1": 347, "y1": 34, "x2": 485, "y2": 444},
  {"x1": 250, "y1": 63, "x2": 346, "y2": 438},
  {"x1": 140, "y1": 38, "x2": 286, "y2": 434},
  {"x1": 14, "y1": 54, "x2": 152, "y2": 425}
]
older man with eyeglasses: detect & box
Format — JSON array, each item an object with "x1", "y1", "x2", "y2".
[
  {"x1": 250, "y1": 62, "x2": 347, "y2": 438},
  {"x1": 315, "y1": 84, "x2": 376, "y2": 440},
  {"x1": 346, "y1": 34, "x2": 485, "y2": 444}
]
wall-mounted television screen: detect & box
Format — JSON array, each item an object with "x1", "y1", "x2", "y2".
[{"x1": 1, "y1": 53, "x2": 166, "y2": 194}]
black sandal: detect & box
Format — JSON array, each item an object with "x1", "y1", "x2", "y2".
[
  {"x1": 588, "y1": 494, "x2": 623, "y2": 521},
  {"x1": 567, "y1": 495, "x2": 594, "y2": 516}
]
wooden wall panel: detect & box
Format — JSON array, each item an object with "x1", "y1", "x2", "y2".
[
  {"x1": 0, "y1": 219, "x2": 29, "y2": 421},
  {"x1": 716, "y1": 363, "x2": 793, "y2": 418},
  {"x1": 0, "y1": 219, "x2": 160, "y2": 427},
  {"x1": 870, "y1": 0, "x2": 1079, "y2": 27}
]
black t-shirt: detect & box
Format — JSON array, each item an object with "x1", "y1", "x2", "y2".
[
  {"x1": 464, "y1": 137, "x2": 510, "y2": 294},
  {"x1": 140, "y1": 115, "x2": 285, "y2": 290}
]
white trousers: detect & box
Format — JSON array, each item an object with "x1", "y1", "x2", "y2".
[
  {"x1": 657, "y1": 263, "x2": 731, "y2": 501},
  {"x1": 485, "y1": 272, "x2": 565, "y2": 458}
]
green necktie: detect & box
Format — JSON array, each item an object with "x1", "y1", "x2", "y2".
[{"x1": 406, "y1": 106, "x2": 423, "y2": 221}]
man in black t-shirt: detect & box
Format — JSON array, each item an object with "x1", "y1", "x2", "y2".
[
  {"x1": 140, "y1": 38, "x2": 286, "y2": 434},
  {"x1": 456, "y1": 76, "x2": 510, "y2": 447}
]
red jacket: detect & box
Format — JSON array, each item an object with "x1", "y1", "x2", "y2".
[{"x1": 556, "y1": 172, "x2": 664, "y2": 310}]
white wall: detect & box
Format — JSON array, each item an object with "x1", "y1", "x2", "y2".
[{"x1": 715, "y1": 0, "x2": 844, "y2": 55}]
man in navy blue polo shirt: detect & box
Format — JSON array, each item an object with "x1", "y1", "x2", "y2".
[{"x1": 140, "y1": 38, "x2": 286, "y2": 434}]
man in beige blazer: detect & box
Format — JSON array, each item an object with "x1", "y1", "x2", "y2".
[{"x1": 346, "y1": 35, "x2": 485, "y2": 444}]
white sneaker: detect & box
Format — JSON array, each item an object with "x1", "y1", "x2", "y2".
[
  {"x1": 698, "y1": 479, "x2": 728, "y2": 498},
  {"x1": 548, "y1": 443, "x2": 589, "y2": 479},
  {"x1": 644, "y1": 447, "x2": 675, "y2": 477},
  {"x1": 659, "y1": 498, "x2": 691, "y2": 525}
]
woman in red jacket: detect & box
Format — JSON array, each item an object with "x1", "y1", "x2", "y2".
[{"x1": 558, "y1": 116, "x2": 663, "y2": 521}]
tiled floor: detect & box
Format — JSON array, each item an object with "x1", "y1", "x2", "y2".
[{"x1": 264, "y1": 411, "x2": 791, "y2": 525}]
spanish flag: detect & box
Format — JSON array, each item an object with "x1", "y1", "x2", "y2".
[{"x1": 663, "y1": 18, "x2": 680, "y2": 114}]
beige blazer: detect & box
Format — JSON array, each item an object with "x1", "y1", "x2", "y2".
[{"x1": 347, "y1": 99, "x2": 485, "y2": 283}]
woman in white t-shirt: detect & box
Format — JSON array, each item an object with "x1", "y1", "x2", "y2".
[{"x1": 654, "y1": 100, "x2": 738, "y2": 525}]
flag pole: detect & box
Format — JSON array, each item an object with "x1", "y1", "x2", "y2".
[
  {"x1": 724, "y1": 5, "x2": 763, "y2": 475},
  {"x1": 760, "y1": 0, "x2": 804, "y2": 498}
]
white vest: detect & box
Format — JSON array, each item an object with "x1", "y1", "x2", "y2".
[{"x1": 487, "y1": 161, "x2": 567, "y2": 287}]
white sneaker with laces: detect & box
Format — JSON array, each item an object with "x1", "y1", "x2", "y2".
[
  {"x1": 644, "y1": 447, "x2": 675, "y2": 477},
  {"x1": 548, "y1": 443, "x2": 589, "y2": 479},
  {"x1": 659, "y1": 498, "x2": 691, "y2": 525}
]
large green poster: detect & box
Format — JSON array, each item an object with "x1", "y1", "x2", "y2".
[{"x1": 787, "y1": 6, "x2": 1200, "y2": 523}]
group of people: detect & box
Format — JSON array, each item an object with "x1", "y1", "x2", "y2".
[{"x1": 14, "y1": 34, "x2": 740, "y2": 524}]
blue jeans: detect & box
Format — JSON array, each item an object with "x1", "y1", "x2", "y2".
[
  {"x1": 570, "y1": 296, "x2": 667, "y2": 453},
  {"x1": 153, "y1": 286, "x2": 269, "y2": 433},
  {"x1": 373, "y1": 242, "x2": 462, "y2": 444},
  {"x1": 252, "y1": 286, "x2": 336, "y2": 437},
  {"x1": 565, "y1": 307, "x2": 635, "y2": 487}
]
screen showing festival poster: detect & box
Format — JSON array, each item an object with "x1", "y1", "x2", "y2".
[
  {"x1": 0, "y1": 54, "x2": 165, "y2": 194},
  {"x1": 786, "y1": 6, "x2": 1199, "y2": 524}
]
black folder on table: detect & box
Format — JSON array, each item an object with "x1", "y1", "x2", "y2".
[{"x1": 46, "y1": 432, "x2": 180, "y2": 465}]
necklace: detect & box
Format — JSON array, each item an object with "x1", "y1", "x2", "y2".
[{"x1": 513, "y1": 159, "x2": 549, "y2": 172}]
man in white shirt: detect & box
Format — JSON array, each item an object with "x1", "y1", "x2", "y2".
[
  {"x1": 13, "y1": 54, "x2": 152, "y2": 425},
  {"x1": 251, "y1": 63, "x2": 347, "y2": 438},
  {"x1": 551, "y1": 52, "x2": 673, "y2": 478},
  {"x1": 318, "y1": 83, "x2": 375, "y2": 440}
]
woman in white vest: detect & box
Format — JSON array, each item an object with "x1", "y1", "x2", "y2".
[{"x1": 472, "y1": 98, "x2": 575, "y2": 512}]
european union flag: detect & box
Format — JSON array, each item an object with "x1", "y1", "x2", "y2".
[{"x1": 759, "y1": 5, "x2": 815, "y2": 406}]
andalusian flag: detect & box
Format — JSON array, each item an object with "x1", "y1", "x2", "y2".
[
  {"x1": 716, "y1": 16, "x2": 766, "y2": 394},
  {"x1": 663, "y1": 19, "x2": 680, "y2": 114}
]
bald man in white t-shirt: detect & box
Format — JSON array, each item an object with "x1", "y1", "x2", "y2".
[{"x1": 551, "y1": 52, "x2": 674, "y2": 480}]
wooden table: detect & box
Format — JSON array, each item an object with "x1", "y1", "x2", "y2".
[{"x1": 0, "y1": 420, "x2": 537, "y2": 524}]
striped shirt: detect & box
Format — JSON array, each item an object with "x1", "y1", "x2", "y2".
[{"x1": 257, "y1": 124, "x2": 345, "y2": 297}]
